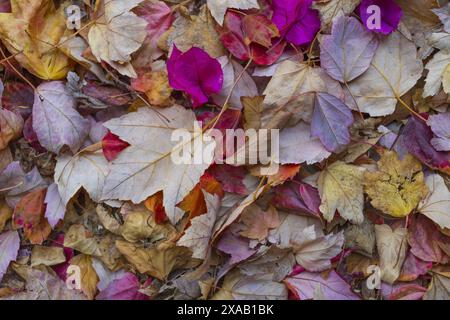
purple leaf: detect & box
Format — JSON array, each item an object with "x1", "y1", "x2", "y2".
[
  {"x1": 271, "y1": 0, "x2": 320, "y2": 46},
  {"x1": 427, "y1": 112, "x2": 450, "y2": 151},
  {"x1": 407, "y1": 214, "x2": 450, "y2": 264},
  {"x1": 399, "y1": 252, "x2": 432, "y2": 282},
  {"x1": 217, "y1": 230, "x2": 256, "y2": 266},
  {"x1": 44, "y1": 183, "x2": 65, "y2": 228},
  {"x1": 208, "y1": 164, "x2": 248, "y2": 195},
  {"x1": 96, "y1": 272, "x2": 149, "y2": 300},
  {"x1": 0, "y1": 230, "x2": 20, "y2": 282},
  {"x1": 32, "y1": 81, "x2": 90, "y2": 154},
  {"x1": 271, "y1": 181, "x2": 321, "y2": 218},
  {"x1": 284, "y1": 270, "x2": 360, "y2": 300},
  {"x1": 381, "y1": 282, "x2": 427, "y2": 300},
  {"x1": 320, "y1": 16, "x2": 379, "y2": 82},
  {"x1": 359, "y1": 0, "x2": 403, "y2": 35},
  {"x1": 167, "y1": 46, "x2": 223, "y2": 107},
  {"x1": 0, "y1": 161, "x2": 47, "y2": 207},
  {"x1": 311, "y1": 92, "x2": 354, "y2": 153},
  {"x1": 402, "y1": 115, "x2": 450, "y2": 174}
]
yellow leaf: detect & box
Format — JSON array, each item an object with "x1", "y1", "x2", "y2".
[
  {"x1": 364, "y1": 150, "x2": 428, "y2": 218},
  {"x1": 69, "y1": 254, "x2": 99, "y2": 300},
  {"x1": 115, "y1": 240, "x2": 192, "y2": 280},
  {"x1": 0, "y1": 0, "x2": 74, "y2": 80},
  {"x1": 167, "y1": 5, "x2": 225, "y2": 58},
  {"x1": 318, "y1": 161, "x2": 365, "y2": 224}
]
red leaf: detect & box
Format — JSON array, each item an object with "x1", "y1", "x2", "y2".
[{"x1": 102, "y1": 131, "x2": 130, "y2": 162}]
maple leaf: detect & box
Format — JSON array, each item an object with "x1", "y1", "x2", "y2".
[
  {"x1": 320, "y1": 16, "x2": 379, "y2": 83},
  {"x1": 12, "y1": 188, "x2": 51, "y2": 245},
  {"x1": 168, "y1": 5, "x2": 225, "y2": 58},
  {"x1": 101, "y1": 106, "x2": 216, "y2": 225},
  {"x1": 344, "y1": 31, "x2": 423, "y2": 116},
  {"x1": 318, "y1": 161, "x2": 365, "y2": 224},
  {"x1": 69, "y1": 254, "x2": 99, "y2": 300},
  {"x1": 88, "y1": 0, "x2": 148, "y2": 78},
  {"x1": 375, "y1": 224, "x2": 408, "y2": 284},
  {"x1": 55, "y1": 149, "x2": 110, "y2": 206},
  {"x1": 364, "y1": 150, "x2": 429, "y2": 218},
  {"x1": 279, "y1": 122, "x2": 330, "y2": 164},
  {"x1": 418, "y1": 173, "x2": 450, "y2": 230},
  {"x1": 2, "y1": 266, "x2": 86, "y2": 300},
  {"x1": 0, "y1": 107, "x2": 23, "y2": 150},
  {"x1": 0, "y1": 230, "x2": 20, "y2": 282},
  {"x1": 312, "y1": 0, "x2": 361, "y2": 30},
  {"x1": 284, "y1": 270, "x2": 360, "y2": 300},
  {"x1": 32, "y1": 81, "x2": 90, "y2": 154},
  {"x1": 0, "y1": 0, "x2": 73, "y2": 80},
  {"x1": 262, "y1": 61, "x2": 342, "y2": 128},
  {"x1": 423, "y1": 51, "x2": 450, "y2": 97},
  {"x1": 240, "y1": 205, "x2": 280, "y2": 241}
]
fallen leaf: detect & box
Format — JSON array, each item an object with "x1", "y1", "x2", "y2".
[
  {"x1": 101, "y1": 106, "x2": 215, "y2": 225},
  {"x1": 0, "y1": 107, "x2": 23, "y2": 150},
  {"x1": 44, "y1": 183, "x2": 65, "y2": 228},
  {"x1": 320, "y1": 16, "x2": 378, "y2": 83},
  {"x1": 69, "y1": 254, "x2": 99, "y2": 300},
  {"x1": 0, "y1": 0, "x2": 73, "y2": 79},
  {"x1": 12, "y1": 188, "x2": 51, "y2": 245},
  {"x1": 32, "y1": 81, "x2": 90, "y2": 154},
  {"x1": 240, "y1": 205, "x2": 280, "y2": 241},
  {"x1": 318, "y1": 161, "x2": 365, "y2": 224},
  {"x1": 279, "y1": 122, "x2": 331, "y2": 164},
  {"x1": 375, "y1": 224, "x2": 408, "y2": 284},
  {"x1": 428, "y1": 112, "x2": 450, "y2": 151},
  {"x1": 345, "y1": 31, "x2": 423, "y2": 116},
  {"x1": 207, "y1": 0, "x2": 259, "y2": 26},
  {"x1": 177, "y1": 191, "x2": 220, "y2": 259},
  {"x1": 115, "y1": 240, "x2": 192, "y2": 280},
  {"x1": 0, "y1": 230, "x2": 20, "y2": 282},
  {"x1": 284, "y1": 270, "x2": 359, "y2": 300},
  {"x1": 418, "y1": 173, "x2": 450, "y2": 230},
  {"x1": 30, "y1": 246, "x2": 65, "y2": 267},
  {"x1": 88, "y1": 0, "x2": 148, "y2": 77},
  {"x1": 311, "y1": 92, "x2": 354, "y2": 153},
  {"x1": 55, "y1": 149, "x2": 109, "y2": 206},
  {"x1": 364, "y1": 150, "x2": 428, "y2": 218},
  {"x1": 167, "y1": 5, "x2": 225, "y2": 58},
  {"x1": 423, "y1": 51, "x2": 450, "y2": 98}
]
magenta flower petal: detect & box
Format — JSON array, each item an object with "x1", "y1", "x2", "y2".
[
  {"x1": 359, "y1": 0, "x2": 403, "y2": 35},
  {"x1": 167, "y1": 46, "x2": 223, "y2": 107},
  {"x1": 271, "y1": 0, "x2": 320, "y2": 46}
]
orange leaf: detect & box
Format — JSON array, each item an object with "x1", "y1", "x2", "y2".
[{"x1": 13, "y1": 188, "x2": 51, "y2": 244}]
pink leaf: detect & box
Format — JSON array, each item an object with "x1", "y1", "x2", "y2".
[
  {"x1": 407, "y1": 214, "x2": 450, "y2": 264},
  {"x1": 167, "y1": 46, "x2": 223, "y2": 107},
  {"x1": 96, "y1": 272, "x2": 149, "y2": 300},
  {"x1": 284, "y1": 270, "x2": 360, "y2": 300}
]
